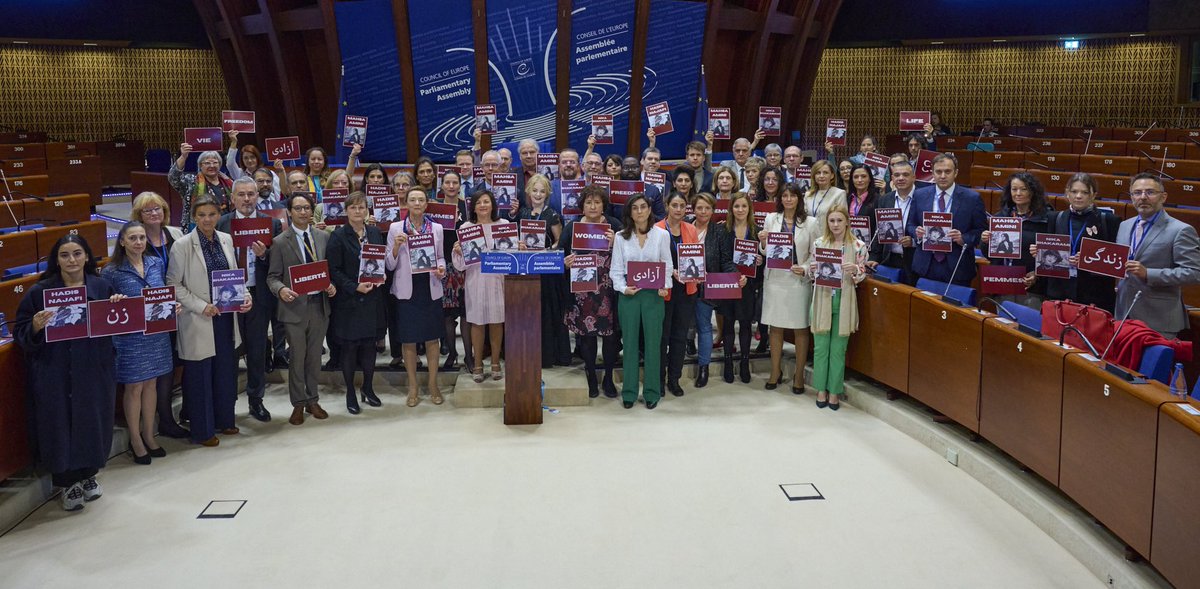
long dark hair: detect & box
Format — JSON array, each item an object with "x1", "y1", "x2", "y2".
[
  {"x1": 776, "y1": 183, "x2": 809, "y2": 222},
  {"x1": 1000, "y1": 171, "x2": 1049, "y2": 215},
  {"x1": 414, "y1": 156, "x2": 436, "y2": 189},
  {"x1": 109, "y1": 221, "x2": 146, "y2": 269},
  {"x1": 361, "y1": 163, "x2": 390, "y2": 189},
  {"x1": 757, "y1": 166, "x2": 787, "y2": 202},
  {"x1": 619, "y1": 193, "x2": 653, "y2": 239},
  {"x1": 40, "y1": 234, "x2": 99, "y2": 281},
  {"x1": 470, "y1": 189, "x2": 500, "y2": 223},
  {"x1": 849, "y1": 164, "x2": 881, "y2": 202}
]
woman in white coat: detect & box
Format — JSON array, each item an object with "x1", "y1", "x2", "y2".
[{"x1": 758, "y1": 183, "x2": 819, "y2": 393}]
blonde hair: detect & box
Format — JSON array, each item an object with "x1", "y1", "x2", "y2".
[
  {"x1": 807, "y1": 160, "x2": 836, "y2": 197},
  {"x1": 525, "y1": 173, "x2": 552, "y2": 199},
  {"x1": 131, "y1": 191, "x2": 171, "y2": 224},
  {"x1": 744, "y1": 157, "x2": 765, "y2": 172},
  {"x1": 822, "y1": 203, "x2": 851, "y2": 244},
  {"x1": 323, "y1": 168, "x2": 351, "y2": 190}
]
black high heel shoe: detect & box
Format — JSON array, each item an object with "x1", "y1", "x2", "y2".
[
  {"x1": 765, "y1": 370, "x2": 782, "y2": 390},
  {"x1": 346, "y1": 391, "x2": 362, "y2": 415},
  {"x1": 361, "y1": 389, "x2": 382, "y2": 407},
  {"x1": 131, "y1": 446, "x2": 151, "y2": 465},
  {"x1": 815, "y1": 394, "x2": 828, "y2": 409},
  {"x1": 442, "y1": 350, "x2": 458, "y2": 371}
]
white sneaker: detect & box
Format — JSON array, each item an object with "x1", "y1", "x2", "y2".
[
  {"x1": 80, "y1": 477, "x2": 102, "y2": 502},
  {"x1": 61, "y1": 484, "x2": 85, "y2": 511}
]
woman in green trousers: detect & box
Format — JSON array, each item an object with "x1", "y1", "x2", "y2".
[{"x1": 809, "y1": 204, "x2": 867, "y2": 410}]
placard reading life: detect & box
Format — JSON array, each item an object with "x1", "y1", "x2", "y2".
[
  {"x1": 88, "y1": 297, "x2": 147, "y2": 338},
  {"x1": 560, "y1": 179, "x2": 585, "y2": 216},
  {"x1": 1035, "y1": 234, "x2": 1071, "y2": 279},
  {"x1": 230, "y1": 216, "x2": 274, "y2": 248},
  {"x1": 813, "y1": 248, "x2": 844, "y2": 289},
  {"x1": 457, "y1": 224, "x2": 486, "y2": 265},
  {"x1": 899, "y1": 110, "x2": 931, "y2": 132},
  {"x1": 519, "y1": 219, "x2": 547, "y2": 250},
  {"x1": 43, "y1": 286, "x2": 88, "y2": 342},
  {"x1": 342, "y1": 115, "x2": 368, "y2": 147},
  {"x1": 287, "y1": 261, "x2": 329, "y2": 295},
  {"x1": 570, "y1": 254, "x2": 599, "y2": 293},
  {"x1": 766, "y1": 232, "x2": 794, "y2": 270},
  {"x1": 628, "y1": 261, "x2": 667, "y2": 289},
  {"x1": 1078, "y1": 237, "x2": 1127, "y2": 279},
  {"x1": 758, "y1": 106, "x2": 782, "y2": 136},
  {"x1": 210, "y1": 269, "x2": 246, "y2": 313},
  {"x1": 265, "y1": 136, "x2": 301, "y2": 161},
  {"x1": 922, "y1": 212, "x2": 953, "y2": 253},
  {"x1": 221, "y1": 111, "x2": 256, "y2": 133},
  {"x1": 709, "y1": 108, "x2": 731, "y2": 140},
  {"x1": 734, "y1": 238, "x2": 759, "y2": 277},
  {"x1": 143, "y1": 286, "x2": 177, "y2": 335},
  {"x1": 591, "y1": 114, "x2": 613, "y2": 144},
  {"x1": 825, "y1": 118, "x2": 848, "y2": 146},
  {"x1": 475, "y1": 104, "x2": 497, "y2": 135},
  {"x1": 988, "y1": 217, "x2": 1022, "y2": 259},
  {"x1": 875, "y1": 208, "x2": 903, "y2": 244},
  {"x1": 359, "y1": 243, "x2": 386, "y2": 285},
  {"x1": 678, "y1": 243, "x2": 706, "y2": 281},
  {"x1": 646, "y1": 101, "x2": 673, "y2": 135}
]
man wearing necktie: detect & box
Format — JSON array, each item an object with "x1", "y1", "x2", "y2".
[
  {"x1": 267, "y1": 192, "x2": 338, "y2": 425},
  {"x1": 1115, "y1": 173, "x2": 1200, "y2": 338},
  {"x1": 905, "y1": 154, "x2": 986, "y2": 286},
  {"x1": 217, "y1": 178, "x2": 282, "y2": 422},
  {"x1": 720, "y1": 137, "x2": 754, "y2": 193}
]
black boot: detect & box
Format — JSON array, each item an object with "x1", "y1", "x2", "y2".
[
  {"x1": 695, "y1": 365, "x2": 709, "y2": 388},
  {"x1": 586, "y1": 370, "x2": 600, "y2": 398},
  {"x1": 602, "y1": 370, "x2": 618, "y2": 398},
  {"x1": 740, "y1": 356, "x2": 752, "y2": 383},
  {"x1": 668, "y1": 378, "x2": 685, "y2": 397},
  {"x1": 362, "y1": 388, "x2": 382, "y2": 407},
  {"x1": 723, "y1": 357, "x2": 735, "y2": 383},
  {"x1": 346, "y1": 390, "x2": 361, "y2": 415}
]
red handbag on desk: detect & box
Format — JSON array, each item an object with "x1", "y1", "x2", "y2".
[{"x1": 1041, "y1": 299, "x2": 1115, "y2": 356}]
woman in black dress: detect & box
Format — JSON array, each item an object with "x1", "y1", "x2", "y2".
[
  {"x1": 15, "y1": 235, "x2": 121, "y2": 511},
  {"x1": 327, "y1": 192, "x2": 387, "y2": 414},
  {"x1": 516, "y1": 174, "x2": 570, "y2": 367},
  {"x1": 561, "y1": 184, "x2": 622, "y2": 397}
]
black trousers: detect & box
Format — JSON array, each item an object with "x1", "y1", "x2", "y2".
[
  {"x1": 237, "y1": 284, "x2": 271, "y2": 399},
  {"x1": 52, "y1": 467, "x2": 99, "y2": 488},
  {"x1": 661, "y1": 284, "x2": 696, "y2": 381}
]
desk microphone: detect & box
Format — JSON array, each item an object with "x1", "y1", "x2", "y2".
[
  {"x1": 978, "y1": 297, "x2": 1045, "y2": 338},
  {"x1": 1097, "y1": 290, "x2": 1144, "y2": 379},
  {"x1": 0, "y1": 170, "x2": 21, "y2": 226},
  {"x1": 1058, "y1": 325, "x2": 1100, "y2": 356},
  {"x1": 940, "y1": 240, "x2": 972, "y2": 307},
  {"x1": 1134, "y1": 121, "x2": 1158, "y2": 142}
]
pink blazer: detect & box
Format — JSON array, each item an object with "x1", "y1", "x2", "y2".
[{"x1": 384, "y1": 219, "x2": 446, "y2": 300}]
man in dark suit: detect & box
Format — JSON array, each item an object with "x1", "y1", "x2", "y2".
[
  {"x1": 217, "y1": 178, "x2": 283, "y2": 422},
  {"x1": 1116, "y1": 173, "x2": 1200, "y2": 338},
  {"x1": 267, "y1": 192, "x2": 338, "y2": 426},
  {"x1": 619, "y1": 156, "x2": 664, "y2": 220},
  {"x1": 869, "y1": 161, "x2": 919, "y2": 285},
  {"x1": 905, "y1": 154, "x2": 987, "y2": 286},
  {"x1": 684, "y1": 140, "x2": 713, "y2": 193}
]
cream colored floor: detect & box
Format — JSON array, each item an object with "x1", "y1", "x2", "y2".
[{"x1": 0, "y1": 375, "x2": 1101, "y2": 589}]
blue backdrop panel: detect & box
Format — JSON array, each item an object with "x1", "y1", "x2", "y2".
[
  {"x1": 485, "y1": 0, "x2": 558, "y2": 148},
  {"x1": 567, "y1": 0, "x2": 636, "y2": 158},
  {"x1": 409, "y1": 0, "x2": 476, "y2": 161},
  {"x1": 640, "y1": 0, "x2": 706, "y2": 159},
  {"x1": 334, "y1": 0, "x2": 407, "y2": 162}
]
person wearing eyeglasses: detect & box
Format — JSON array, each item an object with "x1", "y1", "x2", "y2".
[{"x1": 1115, "y1": 173, "x2": 1200, "y2": 338}]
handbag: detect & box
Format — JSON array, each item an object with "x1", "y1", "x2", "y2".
[{"x1": 1041, "y1": 299, "x2": 1114, "y2": 355}]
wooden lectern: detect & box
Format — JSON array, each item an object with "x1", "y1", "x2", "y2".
[{"x1": 503, "y1": 275, "x2": 543, "y2": 425}]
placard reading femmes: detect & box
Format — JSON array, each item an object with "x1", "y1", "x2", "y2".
[
  {"x1": 609, "y1": 180, "x2": 642, "y2": 206},
  {"x1": 265, "y1": 136, "x2": 301, "y2": 161},
  {"x1": 230, "y1": 216, "x2": 273, "y2": 248},
  {"x1": 183, "y1": 127, "x2": 222, "y2": 150},
  {"x1": 537, "y1": 153, "x2": 560, "y2": 182},
  {"x1": 875, "y1": 208, "x2": 902, "y2": 244},
  {"x1": 988, "y1": 217, "x2": 1022, "y2": 259},
  {"x1": 89, "y1": 297, "x2": 147, "y2": 338},
  {"x1": 491, "y1": 173, "x2": 518, "y2": 213},
  {"x1": 221, "y1": 111, "x2": 256, "y2": 134},
  {"x1": 570, "y1": 254, "x2": 599, "y2": 293},
  {"x1": 712, "y1": 198, "x2": 730, "y2": 223},
  {"x1": 359, "y1": 244, "x2": 387, "y2": 285},
  {"x1": 143, "y1": 286, "x2": 177, "y2": 335},
  {"x1": 766, "y1": 233, "x2": 794, "y2": 270},
  {"x1": 210, "y1": 269, "x2": 246, "y2": 313},
  {"x1": 980, "y1": 265, "x2": 1028, "y2": 296},
  {"x1": 425, "y1": 203, "x2": 457, "y2": 231},
  {"x1": 758, "y1": 107, "x2": 781, "y2": 136},
  {"x1": 813, "y1": 248, "x2": 843, "y2": 289},
  {"x1": 572, "y1": 222, "x2": 610, "y2": 251},
  {"x1": 646, "y1": 101, "x2": 673, "y2": 135},
  {"x1": 709, "y1": 108, "x2": 731, "y2": 140},
  {"x1": 475, "y1": 104, "x2": 497, "y2": 135},
  {"x1": 287, "y1": 261, "x2": 330, "y2": 295},
  {"x1": 43, "y1": 286, "x2": 88, "y2": 342},
  {"x1": 826, "y1": 118, "x2": 848, "y2": 146},
  {"x1": 591, "y1": 114, "x2": 613, "y2": 144},
  {"x1": 342, "y1": 115, "x2": 368, "y2": 147}
]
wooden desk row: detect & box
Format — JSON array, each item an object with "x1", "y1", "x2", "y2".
[
  {"x1": 0, "y1": 140, "x2": 146, "y2": 204},
  {"x1": 847, "y1": 279, "x2": 1200, "y2": 588},
  {"x1": 0, "y1": 221, "x2": 108, "y2": 320},
  {"x1": 0, "y1": 194, "x2": 93, "y2": 230},
  {"x1": 887, "y1": 134, "x2": 1200, "y2": 159}
]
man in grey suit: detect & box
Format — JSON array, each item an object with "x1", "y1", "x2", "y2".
[
  {"x1": 217, "y1": 178, "x2": 283, "y2": 422},
  {"x1": 267, "y1": 193, "x2": 338, "y2": 425},
  {"x1": 1116, "y1": 173, "x2": 1200, "y2": 338}
]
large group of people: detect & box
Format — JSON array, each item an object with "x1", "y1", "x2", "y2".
[{"x1": 14, "y1": 119, "x2": 1200, "y2": 511}]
